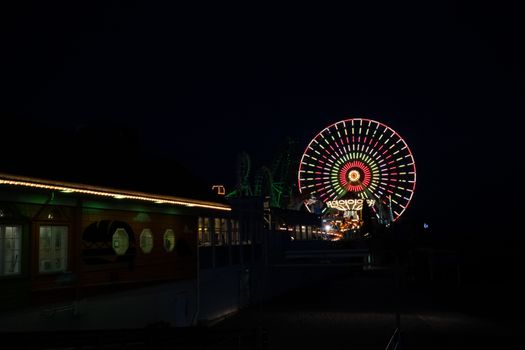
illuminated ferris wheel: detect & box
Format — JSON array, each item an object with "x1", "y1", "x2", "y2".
[{"x1": 298, "y1": 118, "x2": 416, "y2": 222}]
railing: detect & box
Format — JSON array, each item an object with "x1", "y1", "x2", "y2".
[
  {"x1": 283, "y1": 249, "x2": 371, "y2": 267},
  {"x1": 385, "y1": 328, "x2": 402, "y2": 350}
]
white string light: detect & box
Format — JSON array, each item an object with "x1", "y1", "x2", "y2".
[{"x1": 0, "y1": 173, "x2": 231, "y2": 211}]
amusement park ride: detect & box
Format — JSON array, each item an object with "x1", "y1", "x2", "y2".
[
  {"x1": 226, "y1": 137, "x2": 300, "y2": 210},
  {"x1": 298, "y1": 118, "x2": 417, "y2": 241},
  {"x1": 224, "y1": 118, "x2": 416, "y2": 242}
]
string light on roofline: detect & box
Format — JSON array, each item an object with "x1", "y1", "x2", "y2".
[{"x1": 0, "y1": 174, "x2": 231, "y2": 211}]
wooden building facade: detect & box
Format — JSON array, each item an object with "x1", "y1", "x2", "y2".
[{"x1": 0, "y1": 173, "x2": 231, "y2": 329}]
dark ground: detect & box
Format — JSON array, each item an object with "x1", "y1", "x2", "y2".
[
  {"x1": 213, "y1": 268, "x2": 525, "y2": 349},
  {"x1": 4, "y1": 267, "x2": 525, "y2": 349}
]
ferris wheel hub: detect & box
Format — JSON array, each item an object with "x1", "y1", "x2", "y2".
[{"x1": 348, "y1": 169, "x2": 361, "y2": 182}]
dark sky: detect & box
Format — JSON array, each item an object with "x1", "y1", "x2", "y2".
[{"x1": 2, "y1": 2, "x2": 524, "y2": 235}]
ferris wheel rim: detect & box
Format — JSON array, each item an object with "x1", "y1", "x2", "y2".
[{"x1": 298, "y1": 117, "x2": 416, "y2": 221}]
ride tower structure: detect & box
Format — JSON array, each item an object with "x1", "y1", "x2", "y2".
[{"x1": 253, "y1": 137, "x2": 300, "y2": 209}]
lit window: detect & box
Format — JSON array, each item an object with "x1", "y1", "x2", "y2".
[
  {"x1": 221, "y1": 219, "x2": 228, "y2": 245},
  {"x1": 214, "y1": 218, "x2": 222, "y2": 245},
  {"x1": 39, "y1": 226, "x2": 68, "y2": 273},
  {"x1": 198, "y1": 217, "x2": 204, "y2": 246},
  {"x1": 139, "y1": 229, "x2": 153, "y2": 254},
  {"x1": 164, "y1": 229, "x2": 175, "y2": 252},
  {"x1": 0, "y1": 225, "x2": 22, "y2": 275},
  {"x1": 204, "y1": 218, "x2": 210, "y2": 246},
  {"x1": 199, "y1": 218, "x2": 211, "y2": 246},
  {"x1": 198, "y1": 217, "x2": 213, "y2": 246},
  {"x1": 112, "y1": 228, "x2": 129, "y2": 256},
  {"x1": 231, "y1": 220, "x2": 240, "y2": 245}
]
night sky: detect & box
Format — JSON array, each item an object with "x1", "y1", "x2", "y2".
[{"x1": 2, "y1": 2, "x2": 523, "y2": 236}]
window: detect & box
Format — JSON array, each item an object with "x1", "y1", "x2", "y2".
[
  {"x1": 198, "y1": 218, "x2": 211, "y2": 246},
  {"x1": 231, "y1": 220, "x2": 239, "y2": 245},
  {"x1": 112, "y1": 228, "x2": 129, "y2": 256},
  {"x1": 164, "y1": 229, "x2": 175, "y2": 252},
  {"x1": 139, "y1": 229, "x2": 153, "y2": 254},
  {"x1": 0, "y1": 225, "x2": 22, "y2": 276},
  {"x1": 39, "y1": 226, "x2": 68, "y2": 273},
  {"x1": 214, "y1": 218, "x2": 222, "y2": 245},
  {"x1": 198, "y1": 217, "x2": 204, "y2": 246},
  {"x1": 221, "y1": 219, "x2": 229, "y2": 245},
  {"x1": 204, "y1": 218, "x2": 210, "y2": 245},
  {"x1": 82, "y1": 220, "x2": 135, "y2": 265}
]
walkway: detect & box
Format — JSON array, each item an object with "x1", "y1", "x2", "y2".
[{"x1": 213, "y1": 269, "x2": 525, "y2": 349}]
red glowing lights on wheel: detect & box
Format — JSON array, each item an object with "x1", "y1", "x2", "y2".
[{"x1": 339, "y1": 160, "x2": 371, "y2": 192}]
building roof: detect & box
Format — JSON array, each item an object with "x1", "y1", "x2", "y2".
[
  {"x1": 0, "y1": 120, "x2": 229, "y2": 210},
  {"x1": 0, "y1": 172, "x2": 230, "y2": 211}
]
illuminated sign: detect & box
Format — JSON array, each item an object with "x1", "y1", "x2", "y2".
[
  {"x1": 211, "y1": 185, "x2": 226, "y2": 195},
  {"x1": 326, "y1": 199, "x2": 376, "y2": 211}
]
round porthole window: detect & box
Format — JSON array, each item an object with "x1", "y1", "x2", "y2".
[
  {"x1": 112, "y1": 228, "x2": 129, "y2": 256},
  {"x1": 164, "y1": 229, "x2": 175, "y2": 252},
  {"x1": 140, "y1": 229, "x2": 154, "y2": 254}
]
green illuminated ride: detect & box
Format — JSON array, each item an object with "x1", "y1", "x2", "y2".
[{"x1": 227, "y1": 138, "x2": 300, "y2": 210}]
